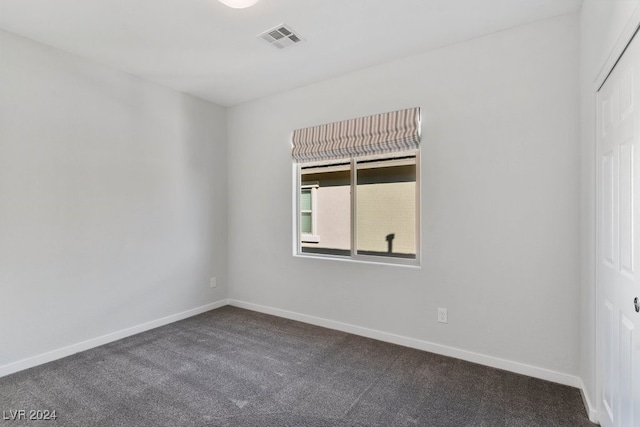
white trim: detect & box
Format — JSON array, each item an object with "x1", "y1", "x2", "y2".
[
  {"x1": 415, "y1": 149, "x2": 422, "y2": 264},
  {"x1": 351, "y1": 157, "x2": 357, "y2": 256},
  {"x1": 579, "y1": 377, "x2": 599, "y2": 423},
  {"x1": 594, "y1": 81, "x2": 604, "y2": 427},
  {"x1": 227, "y1": 299, "x2": 581, "y2": 388},
  {"x1": 293, "y1": 252, "x2": 421, "y2": 268},
  {"x1": 293, "y1": 163, "x2": 301, "y2": 256},
  {"x1": 0, "y1": 299, "x2": 229, "y2": 378},
  {"x1": 2, "y1": 297, "x2": 593, "y2": 420}
]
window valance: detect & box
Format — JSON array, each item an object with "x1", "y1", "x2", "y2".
[{"x1": 291, "y1": 107, "x2": 421, "y2": 163}]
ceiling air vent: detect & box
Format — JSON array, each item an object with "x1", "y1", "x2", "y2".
[{"x1": 257, "y1": 24, "x2": 303, "y2": 49}]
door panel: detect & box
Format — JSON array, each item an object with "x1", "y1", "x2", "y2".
[
  {"x1": 619, "y1": 315, "x2": 633, "y2": 423},
  {"x1": 619, "y1": 142, "x2": 633, "y2": 277},
  {"x1": 602, "y1": 299, "x2": 615, "y2": 422},
  {"x1": 602, "y1": 152, "x2": 615, "y2": 267},
  {"x1": 597, "y1": 30, "x2": 640, "y2": 427}
]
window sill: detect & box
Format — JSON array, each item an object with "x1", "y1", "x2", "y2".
[{"x1": 294, "y1": 252, "x2": 421, "y2": 268}]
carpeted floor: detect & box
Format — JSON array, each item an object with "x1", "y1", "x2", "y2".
[{"x1": 0, "y1": 306, "x2": 593, "y2": 426}]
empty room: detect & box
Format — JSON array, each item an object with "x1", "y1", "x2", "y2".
[{"x1": 1, "y1": 0, "x2": 639, "y2": 426}]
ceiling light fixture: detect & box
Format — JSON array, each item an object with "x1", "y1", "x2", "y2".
[{"x1": 218, "y1": 0, "x2": 259, "y2": 8}]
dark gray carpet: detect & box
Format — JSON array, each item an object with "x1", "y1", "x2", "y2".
[{"x1": 0, "y1": 306, "x2": 593, "y2": 427}]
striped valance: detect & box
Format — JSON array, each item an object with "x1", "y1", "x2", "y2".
[{"x1": 291, "y1": 107, "x2": 421, "y2": 163}]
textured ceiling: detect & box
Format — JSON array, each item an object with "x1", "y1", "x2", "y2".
[{"x1": 0, "y1": 0, "x2": 583, "y2": 106}]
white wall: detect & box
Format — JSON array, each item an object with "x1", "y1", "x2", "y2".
[
  {"x1": 5, "y1": 6, "x2": 622, "y2": 409},
  {"x1": 227, "y1": 14, "x2": 581, "y2": 380},
  {"x1": 0, "y1": 30, "x2": 228, "y2": 371},
  {"x1": 578, "y1": 0, "x2": 640, "y2": 418}
]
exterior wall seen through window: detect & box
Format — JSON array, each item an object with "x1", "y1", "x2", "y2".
[{"x1": 298, "y1": 153, "x2": 418, "y2": 263}]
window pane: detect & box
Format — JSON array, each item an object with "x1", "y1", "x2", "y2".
[
  {"x1": 301, "y1": 212, "x2": 312, "y2": 234},
  {"x1": 300, "y1": 162, "x2": 351, "y2": 256},
  {"x1": 300, "y1": 189, "x2": 312, "y2": 211},
  {"x1": 356, "y1": 156, "x2": 416, "y2": 259}
]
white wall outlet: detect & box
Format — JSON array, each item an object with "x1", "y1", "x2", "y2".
[
  {"x1": 210, "y1": 277, "x2": 217, "y2": 288},
  {"x1": 438, "y1": 308, "x2": 448, "y2": 324}
]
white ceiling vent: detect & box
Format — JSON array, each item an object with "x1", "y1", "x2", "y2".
[{"x1": 257, "y1": 24, "x2": 303, "y2": 49}]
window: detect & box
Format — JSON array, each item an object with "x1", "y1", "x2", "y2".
[
  {"x1": 300, "y1": 183, "x2": 319, "y2": 243},
  {"x1": 292, "y1": 108, "x2": 421, "y2": 265},
  {"x1": 298, "y1": 152, "x2": 419, "y2": 262},
  {"x1": 356, "y1": 154, "x2": 418, "y2": 259},
  {"x1": 300, "y1": 161, "x2": 351, "y2": 256}
]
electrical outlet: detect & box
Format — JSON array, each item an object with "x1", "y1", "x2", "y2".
[
  {"x1": 438, "y1": 308, "x2": 448, "y2": 324},
  {"x1": 210, "y1": 277, "x2": 217, "y2": 288}
]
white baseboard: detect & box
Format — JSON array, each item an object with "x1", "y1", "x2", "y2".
[
  {"x1": 228, "y1": 299, "x2": 582, "y2": 389},
  {"x1": 578, "y1": 378, "x2": 599, "y2": 424},
  {"x1": 0, "y1": 299, "x2": 229, "y2": 378},
  {"x1": 2, "y1": 297, "x2": 595, "y2": 423}
]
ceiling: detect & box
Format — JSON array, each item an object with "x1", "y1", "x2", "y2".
[{"x1": 0, "y1": 0, "x2": 582, "y2": 106}]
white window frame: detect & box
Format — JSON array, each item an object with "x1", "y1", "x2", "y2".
[{"x1": 293, "y1": 150, "x2": 421, "y2": 267}]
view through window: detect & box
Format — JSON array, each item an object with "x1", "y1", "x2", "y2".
[{"x1": 298, "y1": 152, "x2": 418, "y2": 263}]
